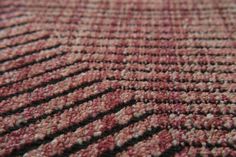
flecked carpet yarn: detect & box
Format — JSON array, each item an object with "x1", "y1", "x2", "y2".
[{"x1": 0, "y1": 0, "x2": 236, "y2": 156}]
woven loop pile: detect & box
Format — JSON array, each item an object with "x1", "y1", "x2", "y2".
[{"x1": 0, "y1": 0, "x2": 236, "y2": 156}]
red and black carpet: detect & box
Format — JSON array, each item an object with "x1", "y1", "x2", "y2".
[{"x1": 0, "y1": 0, "x2": 236, "y2": 156}]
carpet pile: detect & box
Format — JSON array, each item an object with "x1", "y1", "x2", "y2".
[{"x1": 0, "y1": 0, "x2": 236, "y2": 156}]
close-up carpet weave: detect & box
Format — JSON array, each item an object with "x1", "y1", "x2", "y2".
[{"x1": 0, "y1": 0, "x2": 236, "y2": 156}]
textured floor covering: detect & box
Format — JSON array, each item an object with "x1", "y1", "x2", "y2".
[{"x1": 0, "y1": 0, "x2": 236, "y2": 156}]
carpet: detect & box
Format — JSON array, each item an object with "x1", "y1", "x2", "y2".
[{"x1": 0, "y1": 0, "x2": 236, "y2": 156}]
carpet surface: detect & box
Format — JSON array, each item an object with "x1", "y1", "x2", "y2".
[{"x1": 0, "y1": 0, "x2": 236, "y2": 156}]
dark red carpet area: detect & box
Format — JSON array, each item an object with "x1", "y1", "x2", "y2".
[{"x1": 0, "y1": 0, "x2": 236, "y2": 156}]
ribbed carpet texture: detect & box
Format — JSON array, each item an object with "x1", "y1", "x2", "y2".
[{"x1": 0, "y1": 0, "x2": 236, "y2": 156}]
